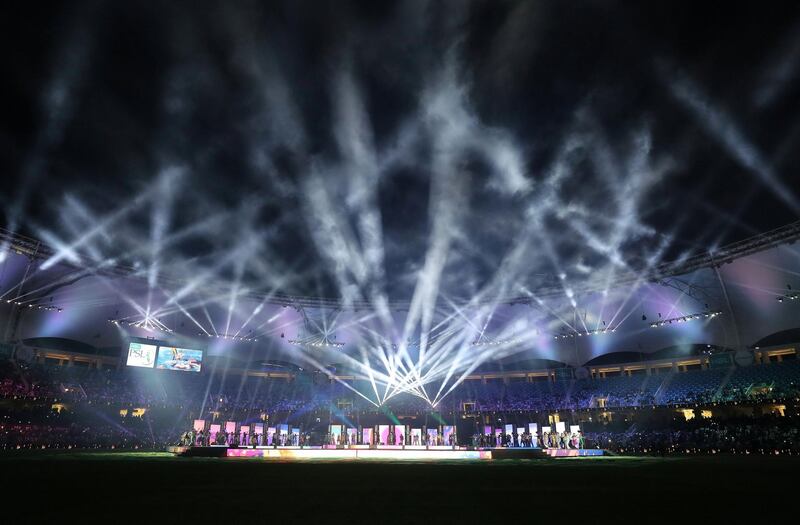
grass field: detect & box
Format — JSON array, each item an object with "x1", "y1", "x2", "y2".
[{"x1": 1, "y1": 452, "x2": 794, "y2": 523}]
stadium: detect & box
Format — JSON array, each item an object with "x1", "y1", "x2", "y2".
[{"x1": 3, "y1": 1, "x2": 800, "y2": 522}]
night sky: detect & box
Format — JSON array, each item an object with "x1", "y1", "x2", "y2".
[{"x1": 3, "y1": 1, "x2": 800, "y2": 303}]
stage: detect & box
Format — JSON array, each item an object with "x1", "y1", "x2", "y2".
[{"x1": 167, "y1": 445, "x2": 605, "y2": 460}]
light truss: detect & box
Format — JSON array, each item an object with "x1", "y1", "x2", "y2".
[
  {"x1": 108, "y1": 317, "x2": 172, "y2": 333},
  {"x1": 3, "y1": 220, "x2": 799, "y2": 310},
  {"x1": 649, "y1": 310, "x2": 722, "y2": 328}
]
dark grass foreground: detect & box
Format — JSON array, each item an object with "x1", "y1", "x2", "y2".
[{"x1": 1, "y1": 452, "x2": 795, "y2": 523}]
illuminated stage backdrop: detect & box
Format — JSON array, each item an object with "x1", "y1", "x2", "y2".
[
  {"x1": 427, "y1": 428, "x2": 438, "y2": 444},
  {"x1": 394, "y1": 425, "x2": 405, "y2": 445},
  {"x1": 378, "y1": 425, "x2": 390, "y2": 445},
  {"x1": 443, "y1": 426, "x2": 454, "y2": 444},
  {"x1": 330, "y1": 424, "x2": 343, "y2": 444}
]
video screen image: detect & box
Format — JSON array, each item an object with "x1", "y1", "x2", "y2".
[
  {"x1": 126, "y1": 342, "x2": 157, "y2": 368},
  {"x1": 156, "y1": 346, "x2": 203, "y2": 372},
  {"x1": 427, "y1": 428, "x2": 438, "y2": 443},
  {"x1": 443, "y1": 425, "x2": 455, "y2": 443}
]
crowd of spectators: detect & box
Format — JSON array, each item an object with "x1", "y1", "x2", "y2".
[
  {"x1": 0, "y1": 401, "x2": 177, "y2": 450},
  {"x1": 586, "y1": 415, "x2": 800, "y2": 455},
  {"x1": 0, "y1": 421, "x2": 175, "y2": 450},
  {"x1": 0, "y1": 356, "x2": 799, "y2": 452},
  {"x1": 3, "y1": 358, "x2": 798, "y2": 415}
]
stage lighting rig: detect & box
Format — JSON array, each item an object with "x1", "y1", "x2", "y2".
[
  {"x1": 288, "y1": 336, "x2": 344, "y2": 348},
  {"x1": 776, "y1": 285, "x2": 798, "y2": 302},
  {"x1": 470, "y1": 330, "x2": 523, "y2": 347},
  {"x1": 285, "y1": 306, "x2": 345, "y2": 348},
  {"x1": 701, "y1": 344, "x2": 722, "y2": 356},
  {"x1": 108, "y1": 317, "x2": 173, "y2": 333},
  {"x1": 553, "y1": 326, "x2": 616, "y2": 340},
  {"x1": 471, "y1": 338, "x2": 520, "y2": 347},
  {"x1": 201, "y1": 332, "x2": 258, "y2": 342},
  {"x1": 6, "y1": 299, "x2": 63, "y2": 312},
  {"x1": 649, "y1": 311, "x2": 722, "y2": 328}
]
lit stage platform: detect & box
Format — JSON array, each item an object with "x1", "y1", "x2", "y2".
[
  {"x1": 168, "y1": 446, "x2": 604, "y2": 460},
  {"x1": 228, "y1": 447, "x2": 492, "y2": 460},
  {"x1": 543, "y1": 448, "x2": 605, "y2": 457}
]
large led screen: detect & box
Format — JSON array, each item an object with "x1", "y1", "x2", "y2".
[
  {"x1": 156, "y1": 346, "x2": 203, "y2": 372},
  {"x1": 362, "y1": 428, "x2": 373, "y2": 445},
  {"x1": 378, "y1": 425, "x2": 390, "y2": 445},
  {"x1": 394, "y1": 425, "x2": 406, "y2": 445},
  {"x1": 126, "y1": 342, "x2": 157, "y2": 368}
]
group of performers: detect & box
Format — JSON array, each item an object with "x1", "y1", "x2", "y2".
[
  {"x1": 324, "y1": 431, "x2": 456, "y2": 447},
  {"x1": 179, "y1": 429, "x2": 310, "y2": 448},
  {"x1": 472, "y1": 430, "x2": 585, "y2": 449},
  {"x1": 179, "y1": 428, "x2": 459, "y2": 448},
  {"x1": 179, "y1": 427, "x2": 585, "y2": 449}
]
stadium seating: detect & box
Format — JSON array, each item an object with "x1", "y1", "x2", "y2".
[{"x1": 1, "y1": 355, "x2": 799, "y2": 451}]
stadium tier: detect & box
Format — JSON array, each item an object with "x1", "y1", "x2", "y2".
[{"x1": 2, "y1": 348, "x2": 799, "y2": 453}]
